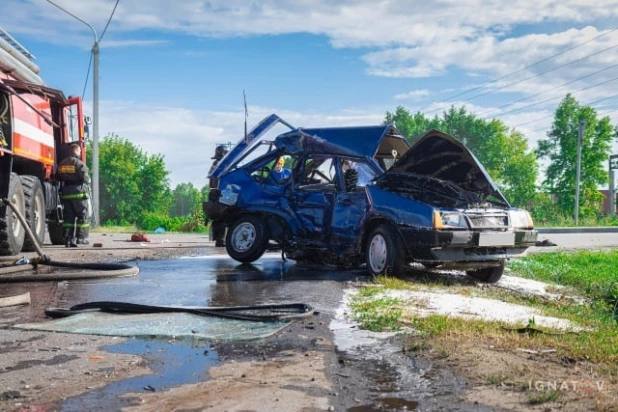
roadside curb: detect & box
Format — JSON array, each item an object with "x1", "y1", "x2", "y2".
[{"x1": 537, "y1": 227, "x2": 618, "y2": 234}]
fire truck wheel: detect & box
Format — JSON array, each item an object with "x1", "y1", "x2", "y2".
[
  {"x1": 48, "y1": 222, "x2": 65, "y2": 245},
  {"x1": 0, "y1": 173, "x2": 26, "y2": 255},
  {"x1": 21, "y1": 175, "x2": 46, "y2": 251}
]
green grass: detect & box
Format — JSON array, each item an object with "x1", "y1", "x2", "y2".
[
  {"x1": 508, "y1": 250, "x2": 618, "y2": 320},
  {"x1": 349, "y1": 252, "x2": 618, "y2": 369},
  {"x1": 349, "y1": 295, "x2": 403, "y2": 332},
  {"x1": 527, "y1": 390, "x2": 559, "y2": 405},
  {"x1": 91, "y1": 225, "x2": 210, "y2": 235},
  {"x1": 534, "y1": 214, "x2": 618, "y2": 228},
  {"x1": 91, "y1": 225, "x2": 139, "y2": 234}
]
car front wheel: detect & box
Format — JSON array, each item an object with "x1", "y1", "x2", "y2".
[
  {"x1": 365, "y1": 224, "x2": 405, "y2": 276},
  {"x1": 465, "y1": 260, "x2": 505, "y2": 283},
  {"x1": 226, "y1": 215, "x2": 268, "y2": 263}
]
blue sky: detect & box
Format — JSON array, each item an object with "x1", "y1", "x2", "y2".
[{"x1": 2, "y1": 0, "x2": 618, "y2": 187}]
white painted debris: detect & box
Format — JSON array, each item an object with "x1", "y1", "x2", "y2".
[
  {"x1": 383, "y1": 289, "x2": 578, "y2": 331},
  {"x1": 494, "y1": 275, "x2": 584, "y2": 303}
]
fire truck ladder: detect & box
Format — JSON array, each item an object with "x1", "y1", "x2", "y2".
[{"x1": 0, "y1": 27, "x2": 36, "y2": 61}]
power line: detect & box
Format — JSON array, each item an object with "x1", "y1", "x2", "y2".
[
  {"x1": 480, "y1": 62, "x2": 618, "y2": 117},
  {"x1": 513, "y1": 93, "x2": 618, "y2": 130},
  {"x1": 530, "y1": 106, "x2": 618, "y2": 134},
  {"x1": 81, "y1": 51, "x2": 93, "y2": 100},
  {"x1": 79, "y1": 0, "x2": 120, "y2": 100},
  {"x1": 497, "y1": 75, "x2": 618, "y2": 117},
  {"x1": 99, "y1": 0, "x2": 120, "y2": 42},
  {"x1": 416, "y1": 26, "x2": 618, "y2": 113},
  {"x1": 426, "y1": 43, "x2": 618, "y2": 115}
]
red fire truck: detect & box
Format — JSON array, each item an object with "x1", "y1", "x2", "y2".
[{"x1": 0, "y1": 28, "x2": 86, "y2": 255}]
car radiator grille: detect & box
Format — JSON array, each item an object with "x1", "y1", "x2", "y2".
[{"x1": 465, "y1": 213, "x2": 508, "y2": 229}]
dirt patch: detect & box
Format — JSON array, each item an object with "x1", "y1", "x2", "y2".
[
  {"x1": 120, "y1": 350, "x2": 332, "y2": 411},
  {"x1": 0, "y1": 331, "x2": 149, "y2": 411},
  {"x1": 410, "y1": 335, "x2": 618, "y2": 411},
  {"x1": 0, "y1": 233, "x2": 220, "y2": 411}
]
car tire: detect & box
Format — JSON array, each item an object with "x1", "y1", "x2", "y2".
[
  {"x1": 466, "y1": 260, "x2": 505, "y2": 283},
  {"x1": 365, "y1": 224, "x2": 405, "y2": 276},
  {"x1": 21, "y1": 175, "x2": 46, "y2": 251},
  {"x1": 226, "y1": 215, "x2": 268, "y2": 263},
  {"x1": 0, "y1": 173, "x2": 26, "y2": 255}
]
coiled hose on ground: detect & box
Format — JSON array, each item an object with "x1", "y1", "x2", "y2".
[
  {"x1": 0, "y1": 198, "x2": 139, "y2": 282},
  {"x1": 1, "y1": 198, "x2": 314, "y2": 322}
]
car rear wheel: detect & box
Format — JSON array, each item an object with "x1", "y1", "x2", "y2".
[
  {"x1": 226, "y1": 215, "x2": 268, "y2": 263},
  {"x1": 466, "y1": 260, "x2": 505, "y2": 283},
  {"x1": 365, "y1": 224, "x2": 405, "y2": 276}
]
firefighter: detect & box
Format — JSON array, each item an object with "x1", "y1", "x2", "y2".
[
  {"x1": 57, "y1": 143, "x2": 91, "y2": 247},
  {"x1": 207, "y1": 145, "x2": 228, "y2": 247}
]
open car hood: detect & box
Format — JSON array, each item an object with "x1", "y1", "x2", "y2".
[{"x1": 383, "y1": 129, "x2": 510, "y2": 206}]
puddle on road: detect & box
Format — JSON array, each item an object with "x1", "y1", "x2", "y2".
[
  {"x1": 348, "y1": 397, "x2": 419, "y2": 411},
  {"x1": 33, "y1": 254, "x2": 364, "y2": 410},
  {"x1": 60, "y1": 339, "x2": 220, "y2": 411}
]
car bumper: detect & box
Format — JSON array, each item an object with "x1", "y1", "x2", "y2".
[{"x1": 398, "y1": 226, "x2": 538, "y2": 261}]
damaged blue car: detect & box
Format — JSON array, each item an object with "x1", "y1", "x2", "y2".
[{"x1": 204, "y1": 114, "x2": 538, "y2": 283}]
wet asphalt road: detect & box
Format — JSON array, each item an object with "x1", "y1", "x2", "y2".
[
  {"x1": 1, "y1": 251, "x2": 491, "y2": 411},
  {"x1": 3, "y1": 231, "x2": 617, "y2": 411},
  {"x1": 51, "y1": 253, "x2": 368, "y2": 316}
]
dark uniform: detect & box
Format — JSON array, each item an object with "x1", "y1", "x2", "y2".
[
  {"x1": 57, "y1": 149, "x2": 91, "y2": 247},
  {"x1": 207, "y1": 145, "x2": 228, "y2": 247}
]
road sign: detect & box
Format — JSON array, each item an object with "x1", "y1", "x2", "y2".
[{"x1": 611, "y1": 155, "x2": 618, "y2": 170}]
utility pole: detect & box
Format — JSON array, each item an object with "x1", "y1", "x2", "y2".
[
  {"x1": 92, "y1": 41, "x2": 99, "y2": 227},
  {"x1": 610, "y1": 155, "x2": 618, "y2": 216},
  {"x1": 574, "y1": 120, "x2": 585, "y2": 225},
  {"x1": 610, "y1": 170, "x2": 616, "y2": 216},
  {"x1": 45, "y1": 0, "x2": 99, "y2": 227}
]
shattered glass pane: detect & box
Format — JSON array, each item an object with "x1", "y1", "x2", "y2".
[{"x1": 14, "y1": 312, "x2": 291, "y2": 341}]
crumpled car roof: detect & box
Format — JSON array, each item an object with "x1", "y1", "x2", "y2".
[{"x1": 275, "y1": 124, "x2": 404, "y2": 158}]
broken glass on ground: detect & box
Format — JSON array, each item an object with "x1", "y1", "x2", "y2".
[{"x1": 14, "y1": 312, "x2": 291, "y2": 341}]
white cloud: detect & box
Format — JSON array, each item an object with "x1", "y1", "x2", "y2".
[
  {"x1": 5, "y1": 1, "x2": 618, "y2": 51},
  {"x1": 5, "y1": 0, "x2": 618, "y2": 107},
  {"x1": 394, "y1": 89, "x2": 430, "y2": 100},
  {"x1": 100, "y1": 39, "x2": 169, "y2": 48}
]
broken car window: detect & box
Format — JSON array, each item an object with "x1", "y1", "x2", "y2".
[{"x1": 299, "y1": 157, "x2": 336, "y2": 191}]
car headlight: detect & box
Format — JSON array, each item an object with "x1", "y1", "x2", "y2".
[
  {"x1": 433, "y1": 211, "x2": 468, "y2": 229},
  {"x1": 508, "y1": 210, "x2": 534, "y2": 229}
]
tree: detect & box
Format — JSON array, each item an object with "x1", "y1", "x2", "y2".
[
  {"x1": 537, "y1": 94, "x2": 614, "y2": 218},
  {"x1": 385, "y1": 106, "x2": 441, "y2": 142},
  {"x1": 170, "y1": 183, "x2": 202, "y2": 217},
  {"x1": 384, "y1": 106, "x2": 538, "y2": 207},
  {"x1": 86, "y1": 134, "x2": 171, "y2": 225}
]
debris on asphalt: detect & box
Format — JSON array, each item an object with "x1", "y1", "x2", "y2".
[
  {"x1": 0, "y1": 292, "x2": 30, "y2": 308},
  {"x1": 535, "y1": 239, "x2": 558, "y2": 246},
  {"x1": 130, "y1": 233, "x2": 151, "y2": 242}
]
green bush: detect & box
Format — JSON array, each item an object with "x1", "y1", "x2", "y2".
[{"x1": 136, "y1": 210, "x2": 208, "y2": 233}]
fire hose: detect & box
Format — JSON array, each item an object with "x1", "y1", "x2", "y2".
[
  {"x1": 0, "y1": 199, "x2": 314, "y2": 323},
  {"x1": 0, "y1": 197, "x2": 138, "y2": 282}
]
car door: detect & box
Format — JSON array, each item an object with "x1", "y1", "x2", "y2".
[
  {"x1": 330, "y1": 158, "x2": 370, "y2": 253},
  {"x1": 287, "y1": 157, "x2": 337, "y2": 242}
]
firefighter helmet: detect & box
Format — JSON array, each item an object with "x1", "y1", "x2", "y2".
[{"x1": 212, "y1": 145, "x2": 229, "y2": 160}]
